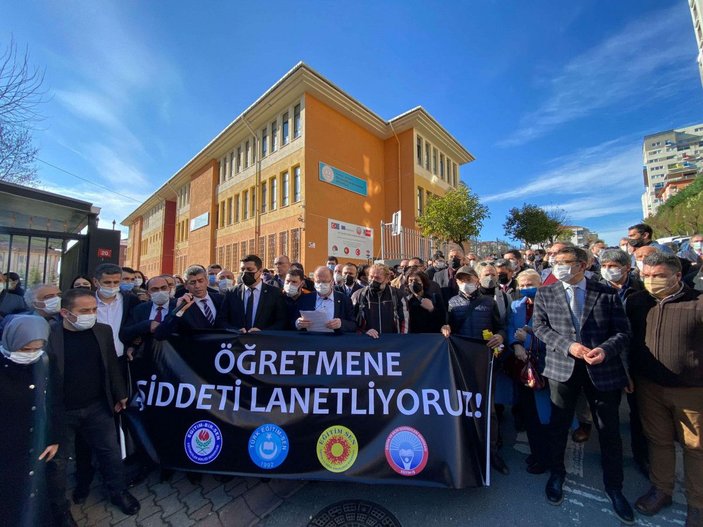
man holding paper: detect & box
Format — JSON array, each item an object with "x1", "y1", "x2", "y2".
[{"x1": 295, "y1": 266, "x2": 357, "y2": 333}]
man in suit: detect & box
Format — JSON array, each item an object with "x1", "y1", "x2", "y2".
[
  {"x1": 216, "y1": 254, "x2": 288, "y2": 332},
  {"x1": 533, "y1": 246, "x2": 633, "y2": 524},
  {"x1": 336, "y1": 263, "x2": 363, "y2": 299},
  {"x1": 295, "y1": 266, "x2": 356, "y2": 333},
  {"x1": 46, "y1": 289, "x2": 140, "y2": 526},
  {"x1": 269, "y1": 255, "x2": 290, "y2": 289},
  {"x1": 155, "y1": 265, "x2": 223, "y2": 338}
]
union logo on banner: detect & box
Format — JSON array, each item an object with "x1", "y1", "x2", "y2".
[
  {"x1": 385, "y1": 426, "x2": 428, "y2": 476},
  {"x1": 184, "y1": 420, "x2": 223, "y2": 465},
  {"x1": 317, "y1": 425, "x2": 358, "y2": 473}
]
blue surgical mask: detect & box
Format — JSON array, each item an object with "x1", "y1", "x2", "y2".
[
  {"x1": 520, "y1": 287, "x2": 538, "y2": 299},
  {"x1": 208, "y1": 274, "x2": 217, "y2": 285},
  {"x1": 120, "y1": 282, "x2": 135, "y2": 292}
]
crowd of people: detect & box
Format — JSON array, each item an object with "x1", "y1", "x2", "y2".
[{"x1": 0, "y1": 223, "x2": 701, "y2": 526}]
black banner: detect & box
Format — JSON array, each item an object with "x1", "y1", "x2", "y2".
[{"x1": 126, "y1": 331, "x2": 492, "y2": 488}]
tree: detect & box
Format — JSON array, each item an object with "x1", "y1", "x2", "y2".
[
  {"x1": 646, "y1": 176, "x2": 703, "y2": 236},
  {"x1": 545, "y1": 207, "x2": 571, "y2": 244},
  {"x1": 0, "y1": 37, "x2": 46, "y2": 186},
  {"x1": 416, "y1": 183, "x2": 489, "y2": 252},
  {"x1": 503, "y1": 204, "x2": 571, "y2": 246}
]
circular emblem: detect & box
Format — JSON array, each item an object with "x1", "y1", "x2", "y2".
[
  {"x1": 184, "y1": 420, "x2": 223, "y2": 465},
  {"x1": 321, "y1": 165, "x2": 335, "y2": 182},
  {"x1": 248, "y1": 424, "x2": 289, "y2": 469},
  {"x1": 385, "y1": 426, "x2": 428, "y2": 476},
  {"x1": 317, "y1": 425, "x2": 358, "y2": 473},
  {"x1": 344, "y1": 247, "x2": 350, "y2": 254}
]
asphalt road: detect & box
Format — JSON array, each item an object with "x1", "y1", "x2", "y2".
[{"x1": 263, "y1": 402, "x2": 688, "y2": 527}]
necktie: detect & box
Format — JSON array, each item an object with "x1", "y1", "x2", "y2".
[
  {"x1": 245, "y1": 288, "x2": 255, "y2": 329},
  {"x1": 201, "y1": 299, "x2": 214, "y2": 325},
  {"x1": 155, "y1": 306, "x2": 163, "y2": 322},
  {"x1": 568, "y1": 285, "x2": 583, "y2": 334}
]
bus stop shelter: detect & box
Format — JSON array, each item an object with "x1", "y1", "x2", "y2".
[{"x1": 0, "y1": 180, "x2": 121, "y2": 290}]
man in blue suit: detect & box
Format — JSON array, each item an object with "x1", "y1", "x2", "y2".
[
  {"x1": 295, "y1": 266, "x2": 356, "y2": 333},
  {"x1": 155, "y1": 266, "x2": 223, "y2": 339},
  {"x1": 120, "y1": 276, "x2": 175, "y2": 357},
  {"x1": 533, "y1": 246, "x2": 633, "y2": 524}
]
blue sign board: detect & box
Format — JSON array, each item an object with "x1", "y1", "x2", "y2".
[{"x1": 319, "y1": 162, "x2": 368, "y2": 196}]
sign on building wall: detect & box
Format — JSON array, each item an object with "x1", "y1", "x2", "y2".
[
  {"x1": 328, "y1": 218, "x2": 373, "y2": 260},
  {"x1": 319, "y1": 162, "x2": 368, "y2": 196},
  {"x1": 190, "y1": 212, "x2": 209, "y2": 232}
]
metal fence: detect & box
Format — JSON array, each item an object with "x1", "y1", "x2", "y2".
[{"x1": 379, "y1": 223, "x2": 444, "y2": 262}]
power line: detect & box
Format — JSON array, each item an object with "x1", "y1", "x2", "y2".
[{"x1": 36, "y1": 157, "x2": 143, "y2": 203}]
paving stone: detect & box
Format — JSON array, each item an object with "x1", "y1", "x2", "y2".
[
  {"x1": 164, "y1": 508, "x2": 196, "y2": 527},
  {"x1": 83, "y1": 501, "x2": 111, "y2": 523},
  {"x1": 242, "y1": 483, "x2": 283, "y2": 519},
  {"x1": 225, "y1": 481, "x2": 248, "y2": 499},
  {"x1": 113, "y1": 515, "x2": 139, "y2": 527},
  {"x1": 133, "y1": 496, "x2": 161, "y2": 523},
  {"x1": 156, "y1": 492, "x2": 186, "y2": 518},
  {"x1": 218, "y1": 497, "x2": 259, "y2": 527},
  {"x1": 242, "y1": 477, "x2": 263, "y2": 489},
  {"x1": 204, "y1": 484, "x2": 233, "y2": 511},
  {"x1": 194, "y1": 512, "x2": 225, "y2": 527},
  {"x1": 198, "y1": 475, "x2": 221, "y2": 494},
  {"x1": 108, "y1": 505, "x2": 132, "y2": 526},
  {"x1": 182, "y1": 488, "x2": 208, "y2": 515},
  {"x1": 174, "y1": 475, "x2": 198, "y2": 498},
  {"x1": 130, "y1": 481, "x2": 152, "y2": 500},
  {"x1": 148, "y1": 480, "x2": 178, "y2": 501},
  {"x1": 190, "y1": 503, "x2": 213, "y2": 522},
  {"x1": 136, "y1": 511, "x2": 167, "y2": 527},
  {"x1": 266, "y1": 479, "x2": 307, "y2": 499}
]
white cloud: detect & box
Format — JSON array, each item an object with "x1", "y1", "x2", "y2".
[
  {"x1": 500, "y1": 4, "x2": 695, "y2": 146},
  {"x1": 483, "y1": 138, "x2": 643, "y2": 203}
]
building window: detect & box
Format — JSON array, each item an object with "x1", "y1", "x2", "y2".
[
  {"x1": 271, "y1": 120, "x2": 279, "y2": 152},
  {"x1": 227, "y1": 197, "x2": 233, "y2": 225},
  {"x1": 243, "y1": 190, "x2": 249, "y2": 219},
  {"x1": 261, "y1": 127, "x2": 268, "y2": 157},
  {"x1": 236, "y1": 147, "x2": 242, "y2": 173},
  {"x1": 219, "y1": 201, "x2": 225, "y2": 228},
  {"x1": 417, "y1": 187, "x2": 424, "y2": 217},
  {"x1": 282, "y1": 112, "x2": 289, "y2": 145},
  {"x1": 234, "y1": 194, "x2": 240, "y2": 222},
  {"x1": 258, "y1": 237, "x2": 266, "y2": 263},
  {"x1": 440, "y1": 153, "x2": 445, "y2": 180},
  {"x1": 240, "y1": 241, "x2": 247, "y2": 260},
  {"x1": 432, "y1": 148, "x2": 438, "y2": 175},
  {"x1": 267, "y1": 234, "x2": 276, "y2": 267},
  {"x1": 282, "y1": 171, "x2": 289, "y2": 206},
  {"x1": 452, "y1": 162, "x2": 458, "y2": 186},
  {"x1": 416, "y1": 135, "x2": 423, "y2": 165},
  {"x1": 293, "y1": 166, "x2": 301, "y2": 202},
  {"x1": 219, "y1": 158, "x2": 226, "y2": 184},
  {"x1": 279, "y1": 231, "x2": 288, "y2": 256},
  {"x1": 425, "y1": 141, "x2": 430, "y2": 170},
  {"x1": 270, "y1": 177, "x2": 278, "y2": 210},
  {"x1": 251, "y1": 187, "x2": 256, "y2": 216},
  {"x1": 291, "y1": 228, "x2": 301, "y2": 261},
  {"x1": 261, "y1": 182, "x2": 267, "y2": 213},
  {"x1": 294, "y1": 104, "x2": 301, "y2": 138},
  {"x1": 245, "y1": 141, "x2": 250, "y2": 168}
]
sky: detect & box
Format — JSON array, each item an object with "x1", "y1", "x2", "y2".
[{"x1": 3, "y1": 0, "x2": 703, "y2": 246}]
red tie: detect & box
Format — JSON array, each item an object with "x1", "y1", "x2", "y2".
[{"x1": 155, "y1": 306, "x2": 163, "y2": 322}]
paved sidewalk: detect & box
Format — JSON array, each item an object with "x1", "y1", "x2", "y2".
[{"x1": 68, "y1": 469, "x2": 306, "y2": 527}]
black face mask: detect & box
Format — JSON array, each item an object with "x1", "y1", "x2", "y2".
[
  {"x1": 628, "y1": 237, "x2": 645, "y2": 248},
  {"x1": 527, "y1": 255, "x2": 535, "y2": 261},
  {"x1": 498, "y1": 273, "x2": 510, "y2": 285},
  {"x1": 411, "y1": 282, "x2": 422, "y2": 294},
  {"x1": 369, "y1": 280, "x2": 384, "y2": 293},
  {"x1": 451, "y1": 257, "x2": 461, "y2": 269},
  {"x1": 344, "y1": 274, "x2": 355, "y2": 287},
  {"x1": 241, "y1": 271, "x2": 257, "y2": 287}
]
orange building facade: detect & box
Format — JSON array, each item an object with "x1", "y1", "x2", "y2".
[{"x1": 122, "y1": 63, "x2": 474, "y2": 276}]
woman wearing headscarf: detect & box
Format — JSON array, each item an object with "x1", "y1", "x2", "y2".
[{"x1": 0, "y1": 315, "x2": 62, "y2": 527}]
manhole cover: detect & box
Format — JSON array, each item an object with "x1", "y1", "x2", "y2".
[{"x1": 308, "y1": 499, "x2": 402, "y2": 527}]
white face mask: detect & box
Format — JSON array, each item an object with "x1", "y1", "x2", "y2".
[
  {"x1": 548, "y1": 256, "x2": 556, "y2": 266},
  {"x1": 0, "y1": 345, "x2": 45, "y2": 365},
  {"x1": 150, "y1": 291, "x2": 170, "y2": 306},
  {"x1": 134, "y1": 278, "x2": 144, "y2": 287},
  {"x1": 459, "y1": 282, "x2": 477, "y2": 295},
  {"x1": 99, "y1": 286, "x2": 119, "y2": 298},
  {"x1": 552, "y1": 264, "x2": 574, "y2": 282},
  {"x1": 283, "y1": 283, "x2": 300, "y2": 297},
  {"x1": 68, "y1": 312, "x2": 97, "y2": 331},
  {"x1": 600, "y1": 267, "x2": 624, "y2": 283},
  {"x1": 636, "y1": 261, "x2": 645, "y2": 273},
  {"x1": 37, "y1": 296, "x2": 61, "y2": 314},
  {"x1": 218, "y1": 278, "x2": 234, "y2": 291},
  {"x1": 333, "y1": 272, "x2": 343, "y2": 285},
  {"x1": 315, "y1": 282, "x2": 333, "y2": 297}
]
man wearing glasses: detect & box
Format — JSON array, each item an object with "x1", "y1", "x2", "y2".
[{"x1": 533, "y1": 246, "x2": 633, "y2": 524}]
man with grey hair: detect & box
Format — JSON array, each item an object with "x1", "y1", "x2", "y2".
[
  {"x1": 626, "y1": 253, "x2": 703, "y2": 525},
  {"x1": 0, "y1": 283, "x2": 62, "y2": 338}
]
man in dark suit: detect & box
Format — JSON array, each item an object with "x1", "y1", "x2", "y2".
[
  {"x1": 295, "y1": 266, "x2": 356, "y2": 333},
  {"x1": 46, "y1": 289, "x2": 140, "y2": 526},
  {"x1": 155, "y1": 266, "x2": 223, "y2": 338},
  {"x1": 217, "y1": 254, "x2": 288, "y2": 332},
  {"x1": 335, "y1": 263, "x2": 363, "y2": 299},
  {"x1": 120, "y1": 275, "x2": 175, "y2": 357},
  {"x1": 533, "y1": 246, "x2": 633, "y2": 524}
]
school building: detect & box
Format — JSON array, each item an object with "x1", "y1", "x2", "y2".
[{"x1": 121, "y1": 62, "x2": 474, "y2": 276}]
